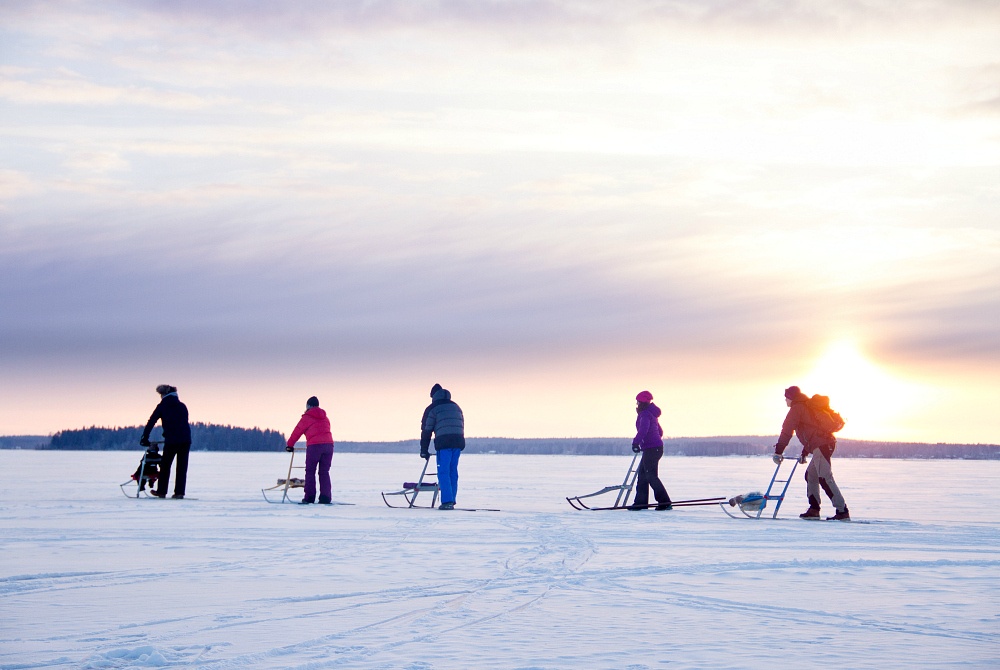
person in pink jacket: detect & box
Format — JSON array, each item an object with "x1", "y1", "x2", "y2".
[{"x1": 286, "y1": 396, "x2": 335, "y2": 504}]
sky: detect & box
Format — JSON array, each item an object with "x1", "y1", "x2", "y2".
[{"x1": 1, "y1": 1, "x2": 999, "y2": 444}]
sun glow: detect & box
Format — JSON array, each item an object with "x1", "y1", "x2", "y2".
[{"x1": 800, "y1": 341, "x2": 920, "y2": 440}]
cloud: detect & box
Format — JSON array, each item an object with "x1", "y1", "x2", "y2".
[
  {"x1": 3, "y1": 203, "x2": 997, "y2": 381},
  {"x1": 0, "y1": 169, "x2": 40, "y2": 201},
  {"x1": 0, "y1": 72, "x2": 229, "y2": 110}
]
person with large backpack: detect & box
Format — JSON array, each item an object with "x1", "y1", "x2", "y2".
[{"x1": 772, "y1": 385, "x2": 850, "y2": 521}]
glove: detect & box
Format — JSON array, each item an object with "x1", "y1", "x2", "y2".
[
  {"x1": 140, "y1": 438, "x2": 150, "y2": 447},
  {"x1": 285, "y1": 445, "x2": 295, "y2": 452},
  {"x1": 772, "y1": 453, "x2": 783, "y2": 464},
  {"x1": 632, "y1": 444, "x2": 641, "y2": 453},
  {"x1": 420, "y1": 450, "x2": 430, "y2": 460},
  {"x1": 799, "y1": 452, "x2": 808, "y2": 464}
]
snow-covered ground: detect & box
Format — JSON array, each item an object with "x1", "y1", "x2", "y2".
[{"x1": 1, "y1": 451, "x2": 998, "y2": 669}]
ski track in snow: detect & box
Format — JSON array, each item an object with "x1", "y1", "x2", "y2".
[{"x1": 1, "y1": 452, "x2": 999, "y2": 669}]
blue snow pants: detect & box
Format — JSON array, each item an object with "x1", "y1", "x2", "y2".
[{"x1": 436, "y1": 447, "x2": 461, "y2": 505}]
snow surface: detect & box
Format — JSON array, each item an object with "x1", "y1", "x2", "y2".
[{"x1": 1, "y1": 451, "x2": 998, "y2": 669}]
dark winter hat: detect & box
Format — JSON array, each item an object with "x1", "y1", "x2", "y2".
[
  {"x1": 155, "y1": 384, "x2": 175, "y2": 396},
  {"x1": 784, "y1": 386, "x2": 801, "y2": 400},
  {"x1": 430, "y1": 383, "x2": 443, "y2": 397},
  {"x1": 306, "y1": 396, "x2": 319, "y2": 407},
  {"x1": 635, "y1": 390, "x2": 653, "y2": 403}
]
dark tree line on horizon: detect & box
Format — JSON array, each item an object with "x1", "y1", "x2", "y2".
[
  {"x1": 43, "y1": 424, "x2": 286, "y2": 452},
  {"x1": 335, "y1": 437, "x2": 1000, "y2": 459},
  {"x1": 3, "y1": 432, "x2": 997, "y2": 459}
]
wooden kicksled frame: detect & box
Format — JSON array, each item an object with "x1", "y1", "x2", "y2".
[
  {"x1": 720, "y1": 456, "x2": 801, "y2": 519},
  {"x1": 566, "y1": 451, "x2": 641, "y2": 510},
  {"x1": 381, "y1": 456, "x2": 440, "y2": 508},
  {"x1": 262, "y1": 447, "x2": 307, "y2": 504}
]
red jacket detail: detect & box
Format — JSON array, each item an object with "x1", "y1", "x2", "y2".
[{"x1": 286, "y1": 407, "x2": 334, "y2": 448}]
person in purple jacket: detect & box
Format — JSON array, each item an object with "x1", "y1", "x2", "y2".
[{"x1": 629, "y1": 390, "x2": 672, "y2": 510}]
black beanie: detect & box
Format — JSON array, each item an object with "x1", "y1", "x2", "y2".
[
  {"x1": 307, "y1": 396, "x2": 319, "y2": 407},
  {"x1": 784, "y1": 386, "x2": 801, "y2": 400},
  {"x1": 430, "y1": 383, "x2": 442, "y2": 397}
]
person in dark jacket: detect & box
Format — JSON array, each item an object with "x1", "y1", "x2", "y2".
[
  {"x1": 419, "y1": 384, "x2": 465, "y2": 510},
  {"x1": 773, "y1": 385, "x2": 850, "y2": 520},
  {"x1": 285, "y1": 396, "x2": 335, "y2": 505},
  {"x1": 629, "y1": 390, "x2": 672, "y2": 510},
  {"x1": 140, "y1": 384, "x2": 192, "y2": 499}
]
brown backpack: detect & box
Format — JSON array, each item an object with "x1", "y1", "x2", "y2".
[{"x1": 806, "y1": 394, "x2": 846, "y2": 434}]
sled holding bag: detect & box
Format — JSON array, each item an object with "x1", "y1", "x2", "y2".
[
  {"x1": 120, "y1": 441, "x2": 163, "y2": 498},
  {"x1": 722, "y1": 455, "x2": 801, "y2": 519},
  {"x1": 262, "y1": 447, "x2": 307, "y2": 504}
]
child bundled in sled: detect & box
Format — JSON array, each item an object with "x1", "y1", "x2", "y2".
[{"x1": 131, "y1": 444, "x2": 162, "y2": 493}]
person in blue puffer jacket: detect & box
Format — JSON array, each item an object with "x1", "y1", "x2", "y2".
[
  {"x1": 629, "y1": 390, "x2": 672, "y2": 510},
  {"x1": 419, "y1": 384, "x2": 465, "y2": 510}
]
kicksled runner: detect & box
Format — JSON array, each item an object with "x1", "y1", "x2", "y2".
[
  {"x1": 566, "y1": 451, "x2": 724, "y2": 510},
  {"x1": 381, "y1": 456, "x2": 499, "y2": 511},
  {"x1": 262, "y1": 447, "x2": 353, "y2": 505}
]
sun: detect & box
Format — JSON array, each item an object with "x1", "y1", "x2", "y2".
[{"x1": 800, "y1": 341, "x2": 917, "y2": 440}]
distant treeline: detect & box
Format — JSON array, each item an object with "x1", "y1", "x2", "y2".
[
  {"x1": 3, "y1": 432, "x2": 997, "y2": 458},
  {"x1": 0, "y1": 435, "x2": 50, "y2": 450},
  {"x1": 337, "y1": 436, "x2": 1000, "y2": 459},
  {"x1": 40, "y1": 423, "x2": 286, "y2": 452}
]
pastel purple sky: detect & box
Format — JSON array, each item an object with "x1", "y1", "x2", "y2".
[{"x1": 2, "y1": 1, "x2": 999, "y2": 443}]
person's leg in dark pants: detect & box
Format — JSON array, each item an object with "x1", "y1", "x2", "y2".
[
  {"x1": 640, "y1": 447, "x2": 671, "y2": 506},
  {"x1": 303, "y1": 444, "x2": 319, "y2": 503},
  {"x1": 632, "y1": 451, "x2": 650, "y2": 507},
  {"x1": 154, "y1": 445, "x2": 177, "y2": 497},
  {"x1": 172, "y1": 443, "x2": 190, "y2": 497},
  {"x1": 317, "y1": 444, "x2": 334, "y2": 502}
]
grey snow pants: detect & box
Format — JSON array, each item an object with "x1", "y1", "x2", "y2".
[{"x1": 805, "y1": 450, "x2": 847, "y2": 512}]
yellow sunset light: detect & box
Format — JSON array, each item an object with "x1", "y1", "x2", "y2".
[{"x1": 800, "y1": 341, "x2": 918, "y2": 440}]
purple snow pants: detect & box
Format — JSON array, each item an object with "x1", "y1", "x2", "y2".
[{"x1": 304, "y1": 442, "x2": 334, "y2": 502}]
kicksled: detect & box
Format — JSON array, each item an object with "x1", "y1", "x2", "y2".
[
  {"x1": 566, "y1": 451, "x2": 724, "y2": 510},
  {"x1": 120, "y1": 441, "x2": 162, "y2": 498},
  {"x1": 720, "y1": 456, "x2": 800, "y2": 519},
  {"x1": 722, "y1": 456, "x2": 861, "y2": 522},
  {"x1": 381, "y1": 456, "x2": 500, "y2": 511},
  {"x1": 381, "y1": 457, "x2": 440, "y2": 508},
  {"x1": 262, "y1": 447, "x2": 353, "y2": 505}
]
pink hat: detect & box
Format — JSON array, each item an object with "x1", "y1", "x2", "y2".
[{"x1": 635, "y1": 390, "x2": 653, "y2": 403}]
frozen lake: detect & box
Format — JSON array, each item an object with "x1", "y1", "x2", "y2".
[{"x1": 1, "y1": 451, "x2": 998, "y2": 669}]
